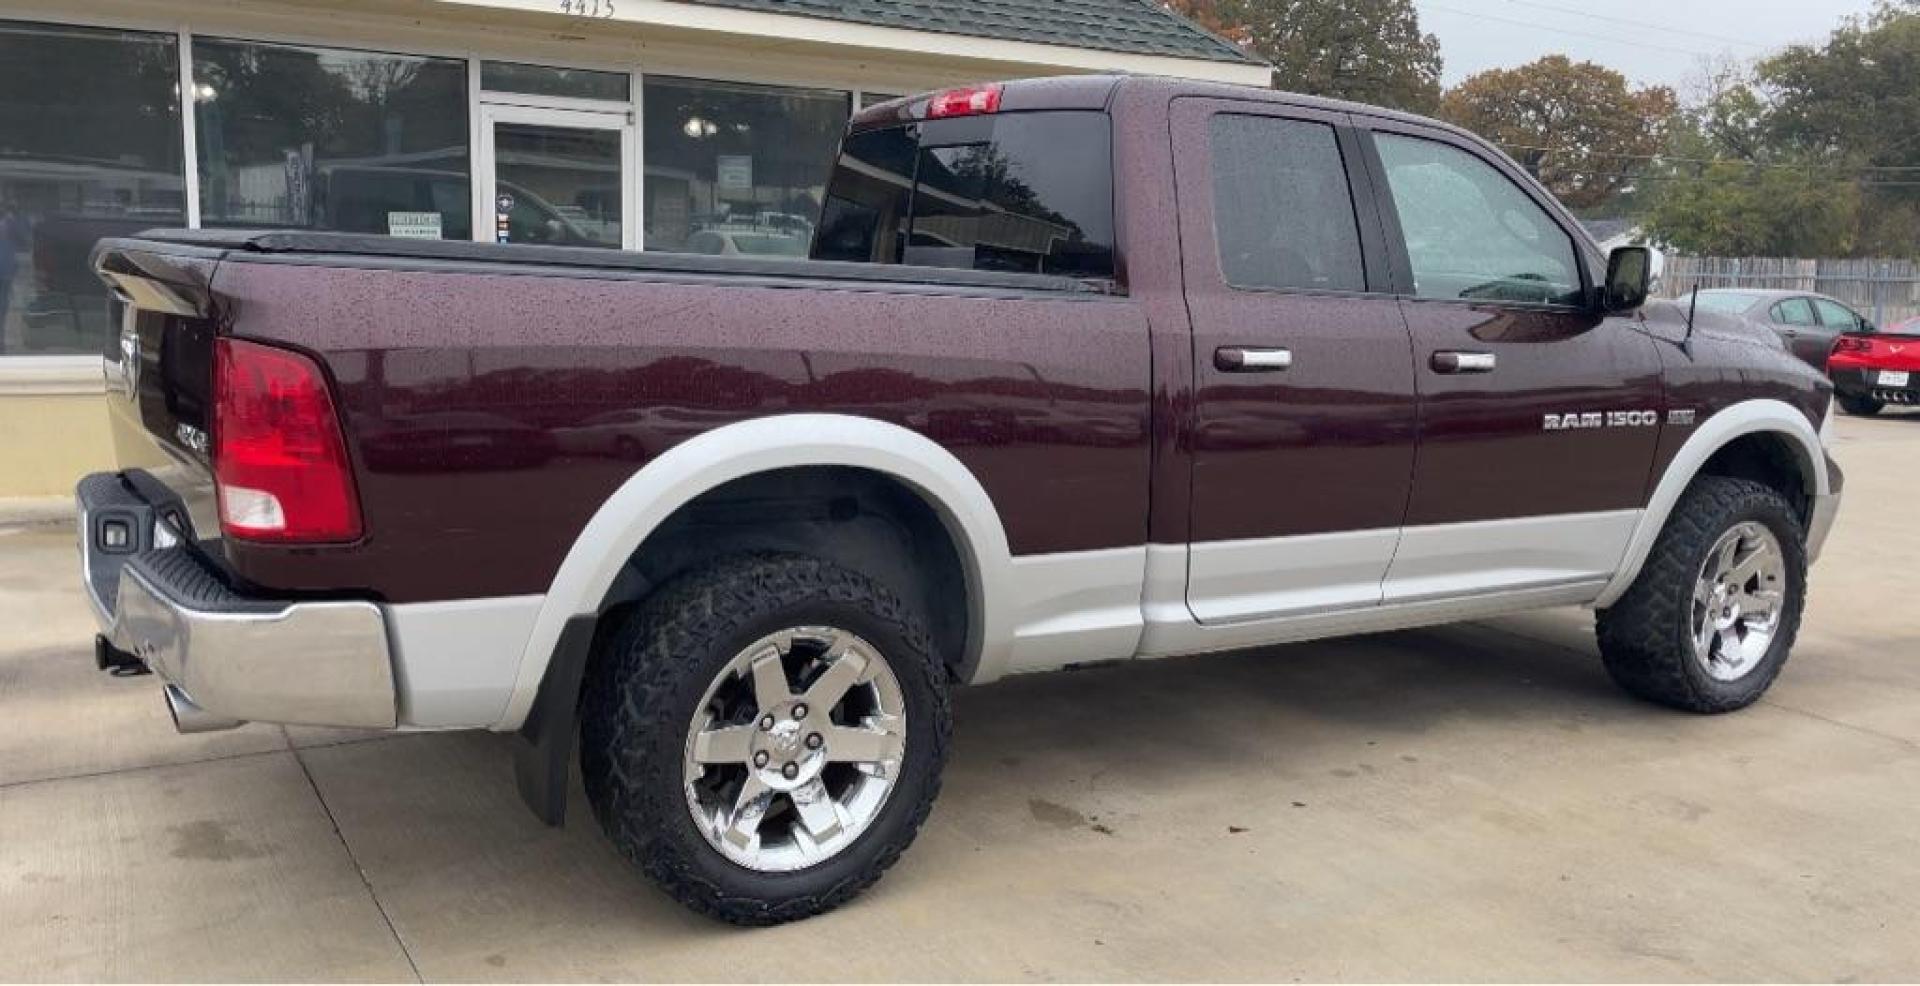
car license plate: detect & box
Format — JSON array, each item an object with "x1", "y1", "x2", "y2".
[{"x1": 1879, "y1": 370, "x2": 1910, "y2": 387}]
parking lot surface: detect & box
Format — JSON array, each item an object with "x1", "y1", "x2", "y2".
[{"x1": 2, "y1": 415, "x2": 1917, "y2": 982}]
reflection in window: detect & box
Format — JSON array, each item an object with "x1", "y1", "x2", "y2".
[
  {"x1": 1209, "y1": 115, "x2": 1366, "y2": 293},
  {"x1": 481, "y1": 61, "x2": 629, "y2": 101},
  {"x1": 1376, "y1": 133, "x2": 1581, "y2": 306},
  {"x1": 193, "y1": 39, "x2": 469, "y2": 239},
  {"x1": 0, "y1": 21, "x2": 182, "y2": 356},
  {"x1": 643, "y1": 77, "x2": 849, "y2": 256},
  {"x1": 493, "y1": 123, "x2": 622, "y2": 249}
]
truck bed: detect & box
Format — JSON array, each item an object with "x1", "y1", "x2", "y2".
[
  {"x1": 115, "y1": 229, "x2": 1109, "y2": 296},
  {"x1": 93, "y1": 229, "x2": 1154, "y2": 606}
]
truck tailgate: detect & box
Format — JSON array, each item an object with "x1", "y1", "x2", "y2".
[{"x1": 92, "y1": 239, "x2": 226, "y2": 549}]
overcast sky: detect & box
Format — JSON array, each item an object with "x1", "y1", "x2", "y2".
[{"x1": 1415, "y1": 0, "x2": 1882, "y2": 92}]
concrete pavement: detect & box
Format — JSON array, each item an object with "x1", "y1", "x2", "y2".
[{"x1": 3, "y1": 415, "x2": 1918, "y2": 981}]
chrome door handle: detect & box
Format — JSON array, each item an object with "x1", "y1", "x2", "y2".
[
  {"x1": 1215, "y1": 347, "x2": 1292, "y2": 372},
  {"x1": 1431, "y1": 350, "x2": 1497, "y2": 374}
]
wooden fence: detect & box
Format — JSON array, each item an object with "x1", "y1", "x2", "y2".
[{"x1": 1661, "y1": 256, "x2": 1920, "y2": 326}]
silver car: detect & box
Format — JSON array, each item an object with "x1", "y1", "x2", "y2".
[{"x1": 1687, "y1": 289, "x2": 1874, "y2": 370}]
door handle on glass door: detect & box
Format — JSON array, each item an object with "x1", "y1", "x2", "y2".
[
  {"x1": 1215, "y1": 347, "x2": 1292, "y2": 372},
  {"x1": 1431, "y1": 351, "x2": 1497, "y2": 374}
]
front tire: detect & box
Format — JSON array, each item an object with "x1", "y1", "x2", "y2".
[
  {"x1": 580, "y1": 553, "x2": 951, "y2": 925},
  {"x1": 1596, "y1": 477, "x2": 1807, "y2": 713},
  {"x1": 1837, "y1": 394, "x2": 1884, "y2": 416}
]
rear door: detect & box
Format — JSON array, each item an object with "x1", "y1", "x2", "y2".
[
  {"x1": 1358, "y1": 120, "x2": 1665, "y2": 603},
  {"x1": 1770, "y1": 296, "x2": 1832, "y2": 367},
  {"x1": 1171, "y1": 98, "x2": 1417, "y2": 622},
  {"x1": 1810, "y1": 297, "x2": 1866, "y2": 368}
]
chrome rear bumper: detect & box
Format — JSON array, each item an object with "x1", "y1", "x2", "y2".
[{"x1": 79, "y1": 471, "x2": 397, "y2": 731}]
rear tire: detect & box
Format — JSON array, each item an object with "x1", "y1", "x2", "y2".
[
  {"x1": 580, "y1": 553, "x2": 951, "y2": 925},
  {"x1": 1596, "y1": 477, "x2": 1807, "y2": 713},
  {"x1": 1837, "y1": 394, "x2": 1883, "y2": 416}
]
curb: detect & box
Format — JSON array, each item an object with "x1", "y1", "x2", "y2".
[{"x1": 0, "y1": 496, "x2": 75, "y2": 529}]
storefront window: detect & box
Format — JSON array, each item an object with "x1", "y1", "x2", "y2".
[
  {"x1": 482, "y1": 61, "x2": 630, "y2": 102},
  {"x1": 193, "y1": 39, "x2": 469, "y2": 239},
  {"x1": 0, "y1": 21, "x2": 183, "y2": 357},
  {"x1": 643, "y1": 77, "x2": 849, "y2": 257}
]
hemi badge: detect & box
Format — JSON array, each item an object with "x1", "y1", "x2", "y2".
[{"x1": 1668, "y1": 409, "x2": 1698, "y2": 427}]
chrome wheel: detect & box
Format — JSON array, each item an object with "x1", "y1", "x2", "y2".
[
  {"x1": 1691, "y1": 521, "x2": 1787, "y2": 682},
  {"x1": 682, "y1": 626, "x2": 907, "y2": 873}
]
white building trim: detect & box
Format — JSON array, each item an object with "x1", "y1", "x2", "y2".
[{"x1": 439, "y1": 0, "x2": 1271, "y2": 85}]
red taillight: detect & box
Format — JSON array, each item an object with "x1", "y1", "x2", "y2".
[
  {"x1": 212, "y1": 338, "x2": 362, "y2": 543},
  {"x1": 927, "y1": 84, "x2": 1003, "y2": 119},
  {"x1": 1831, "y1": 335, "x2": 1874, "y2": 356}
]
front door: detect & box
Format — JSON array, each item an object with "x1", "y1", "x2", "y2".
[
  {"x1": 1359, "y1": 121, "x2": 1666, "y2": 603},
  {"x1": 1171, "y1": 98, "x2": 1418, "y2": 624},
  {"x1": 477, "y1": 104, "x2": 636, "y2": 250}
]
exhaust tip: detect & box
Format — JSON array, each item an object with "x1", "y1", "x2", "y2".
[{"x1": 163, "y1": 685, "x2": 244, "y2": 734}]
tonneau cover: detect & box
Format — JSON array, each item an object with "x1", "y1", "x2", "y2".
[{"x1": 116, "y1": 228, "x2": 1105, "y2": 295}]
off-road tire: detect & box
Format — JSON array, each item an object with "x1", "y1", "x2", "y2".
[
  {"x1": 1596, "y1": 477, "x2": 1807, "y2": 713},
  {"x1": 580, "y1": 553, "x2": 951, "y2": 925},
  {"x1": 1837, "y1": 394, "x2": 1884, "y2": 417}
]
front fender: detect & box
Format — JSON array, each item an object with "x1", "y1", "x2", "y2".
[{"x1": 1596, "y1": 398, "x2": 1828, "y2": 608}]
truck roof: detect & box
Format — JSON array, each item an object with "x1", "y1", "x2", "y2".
[{"x1": 849, "y1": 74, "x2": 1465, "y2": 139}]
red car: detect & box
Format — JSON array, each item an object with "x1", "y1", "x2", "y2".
[{"x1": 1829, "y1": 315, "x2": 1920, "y2": 414}]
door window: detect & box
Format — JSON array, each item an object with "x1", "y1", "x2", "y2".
[
  {"x1": 1374, "y1": 133, "x2": 1582, "y2": 306},
  {"x1": 492, "y1": 122, "x2": 622, "y2": 249},
  {"x1": 1772, "y1": 298, "x2": 1817, "y2": 326},
  {"x1": 1208, "y1": 115, "x2": 1366, "y2": 293},
  {"x1": 1812, "y1": 298, "x2": 1861, "y2": 330}
]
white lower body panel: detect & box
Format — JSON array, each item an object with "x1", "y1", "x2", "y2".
[
  {"x1": 1382, "y1": 510, "x2": 1640, "y2": 604},
  {"x1": 386, "y1": 595, "x2": 543, "y2": 728},
  {"x1": 1000, "y1": 510, "x2": 1638, "y2": 677}
]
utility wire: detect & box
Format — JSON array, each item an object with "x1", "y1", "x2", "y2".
[
  {"x1": 1494, "y1": 141, "x2": 1920, "y2": 172},
  {"x1": 1489, "y1": 0, "x2": 1772, "y2": 49},
  {"x1": 1420, "y1": 1, "x2": 1729, "y2": 59}
]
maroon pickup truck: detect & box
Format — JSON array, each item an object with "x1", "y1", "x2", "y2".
[{"x1": 80, "y1": 75, "x2": 1841, "y2": 924}]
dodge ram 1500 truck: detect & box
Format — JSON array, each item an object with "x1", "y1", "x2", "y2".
[{"x1": 78, "y1": 75, "x2": 1842, "y2": 925}]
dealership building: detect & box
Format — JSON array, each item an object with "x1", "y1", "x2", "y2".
[{"x1": 0, "y1": 0, "x2": 1263, "y2": 499}]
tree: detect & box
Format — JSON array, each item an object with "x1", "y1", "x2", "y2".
[
  {"x1": 1641, "y1": 158, "x2": 1862, "y2": 257},
  {"x1": 1164, "y1": 0, "x2": 1444, "y2": 113},
  {"x1": 1638, "y1": 2, "x2": 1920, "y2": 257},
  {"x1": 1437, "y1": 56, "x2": 1675, "y2": 212},
  {"x1": 1755, "y1": 0, "x2": 1920, "y2": 255}
]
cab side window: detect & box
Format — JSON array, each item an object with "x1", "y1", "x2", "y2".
[
  {"x1": 1772, "y1": 298, "x2": 1818, "y2": 326},
  {"x1": 1374, "y1": 133, "x2": 1582, "y2": 306},
  {"x1": 1208, "y1": 114, "x2": 1367, "y2": 293},
  {"x1": 1812, "y1": 298, "x2": 1861, "y2": 330}
]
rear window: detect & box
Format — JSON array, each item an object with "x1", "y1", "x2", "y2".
[
  {"x1": 812, "y1": 111, "x2": 1116, "y2": 280},
  {"x1": 1693, "y1": 292, "x2": 1761, "y2": 315}
]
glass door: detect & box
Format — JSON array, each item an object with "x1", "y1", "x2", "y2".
[{"x1": 477, "y1": 104, "x2": 636, "y2": 250}]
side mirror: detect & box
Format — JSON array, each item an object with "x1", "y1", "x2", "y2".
[{"x1": 1600, "y1": 245, "x2": 1651, "y2": 314}]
